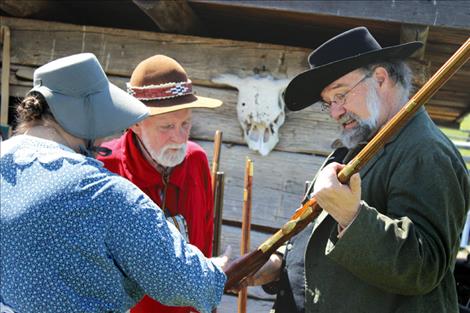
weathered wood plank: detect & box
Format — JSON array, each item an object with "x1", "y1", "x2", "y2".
[
  {"x1": 218, "y1": 294, "x2": 273, "y2": 313},
  {"x1": 6, "y1": 64, "x2": 340, "y2": 156},
  {"x1": 0, "y1": 16, "x2": 431, "y2": 87},
  {"x1": 425, "y1": 40, "x2": 470, "y2": 119},
  {"x1": 0, "y1": 16, "x2": 309, "y2": 82},
  {"x1": 196, "y1": 140, "x2": 325, "y2": 229},
  {"x1": 428, "y1": 27, "x2": 470, "y2": 45},
  {"x1": 220, "y1": 225, "x2": 271, "y2": 257}
]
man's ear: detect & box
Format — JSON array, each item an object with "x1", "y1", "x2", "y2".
[{"x1": 372, "y1": 66, "x2": 388, "y2": 87}]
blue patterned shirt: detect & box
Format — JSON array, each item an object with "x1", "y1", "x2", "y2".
[{"x1": 0, "y1": 135, "x2": 226, "y2": 313}]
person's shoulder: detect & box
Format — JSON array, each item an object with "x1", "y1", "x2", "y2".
[
  {"x1": 396, "y1": 111, "x2": 444, "y2": 148},
  {"x1": 82, "y1": 165, "x2": 157, "y2": 214},
  {"x1": 395, "y1": 111, "x2": 464, "y2": 165},
  {"x1": 185, "y1": 141, "x2": 209, "y2": 160}
]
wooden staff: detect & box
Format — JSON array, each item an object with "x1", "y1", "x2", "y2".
[
  {"x1": 224, "y1": 38, "x2": 470, "y2": 291},
  {"x1": 211, "y1": 129, "x2": 223, "y2": 257},
  {"x1": 211, "y1": 130, "x2": 223, "y2": 197},
  {"x1": 1, "y1": 26, "x2": 11, "y2": 139},
  {"x1": 212, "y1": 171, "x2": 225, "y2": 257},
  {"x1": 237, "y1": 158, "x2": 253, "y2": 313}
]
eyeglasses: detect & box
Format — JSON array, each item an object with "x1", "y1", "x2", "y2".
[{"x1": 319, "y1": 73, "x2": 371, "y2": 112}]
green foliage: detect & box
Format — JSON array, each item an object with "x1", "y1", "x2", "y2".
[
  {"x1": 461, "y1": 114, "x2": 470, "y2": 131},
  {"x1": 440, "y1": 114, "x2": 470, "y2": 169}
]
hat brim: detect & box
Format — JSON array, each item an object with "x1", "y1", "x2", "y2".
[
  {"x1": 284, "y1": 41, "x2": 423, "y2": 111},
  {"x1": 145, "y1": 94, "x2": 223, "y2": 116},
  {"x1": 31, "y1": 82, "x2": 149, "y2": 140}
]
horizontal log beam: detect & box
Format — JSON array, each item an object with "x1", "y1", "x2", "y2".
[
  {"x1": 190, "y1": 0, "x2": 470, "y2": 30},
  {"x1": 0, "y1": 0, "x2": 51, "y2": 17},
  {"x1": 0, "y1": 16, "x2": 308, "y2": 82},
  {"x1": 132, "y1": 0, "x2": 206, "y2": 35}
]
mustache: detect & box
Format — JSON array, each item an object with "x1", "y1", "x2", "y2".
[
  {"x1": 338, "y1": 112, "x2": 361, "y2": 126},
  {"x1": 161, "y1": 143, "x2": 186, "y2": 152}
]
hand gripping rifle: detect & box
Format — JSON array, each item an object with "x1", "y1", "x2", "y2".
[{"x1": 224, "y1": 38, "x2": 470, "y2": 291}]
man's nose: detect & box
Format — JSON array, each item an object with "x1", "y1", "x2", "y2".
[{"x1": 330, "y1": 104, "x2": 346, "y2": 121}]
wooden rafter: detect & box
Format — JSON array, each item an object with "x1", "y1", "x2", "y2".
[
  {"x1": 0, "y1": 0, "x2": 50, "y2": 17},
  {"x1": 400, "y1": 23, "x2": 429, "y2": 60},
  {"x1": 132, "y1": 0, "x2": 206, "y2": 35}
]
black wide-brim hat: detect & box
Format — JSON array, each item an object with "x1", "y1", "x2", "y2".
[{"x1": 284, "y1": 27, "x2": 423, "y2": 111}]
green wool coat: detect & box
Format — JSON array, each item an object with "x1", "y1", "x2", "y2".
[{"x1": 305, "y1": 108, "x2": 470, "y2": 313}]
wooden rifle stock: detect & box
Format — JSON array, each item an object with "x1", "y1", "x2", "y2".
[{"x1": 224, "y1": 38, "x2": 470, "y2": 291}]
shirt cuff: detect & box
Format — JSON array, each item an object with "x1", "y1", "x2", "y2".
[
  {"x1": 337, "y1": 202, "x2": 363, "y2": 238},
  {"x1": 275, "y1": 243, "x2": 287, "y2": 256}
]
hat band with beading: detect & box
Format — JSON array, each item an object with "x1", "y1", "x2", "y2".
[{"x1": 127, "y1": 80, "x2": 193, "y2": 101}]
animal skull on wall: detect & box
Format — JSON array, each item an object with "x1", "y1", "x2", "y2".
[{"x1": 212, "y1": 74, "x2": 290, "y2": 156}]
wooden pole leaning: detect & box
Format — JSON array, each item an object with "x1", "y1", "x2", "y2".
[
  {"x1": 1, "y1": 25, "x2": 11, "y2": 139},
  {"x1": 212, "y1": 171, "x2": 225, "y2": 257},
  {"x1": 224, "y1": 38, "x2": 470, "y2": 291},
  {"x1": 211, "y1": 129, "x2": 223, "y2": 256},
  {"x1": 211, "y1": 130, "x2": 223, "y2": 197},
  {"x1": 237, "y1": 158, "x2": 253, "y2": 313}
]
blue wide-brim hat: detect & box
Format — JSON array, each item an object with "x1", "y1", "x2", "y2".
[
  {"x1": 30, "y1": 53, "x2": 149, "y2": 140},
  {"x1": 284, "y1": 27, "x2": 423, "y2": 111}
]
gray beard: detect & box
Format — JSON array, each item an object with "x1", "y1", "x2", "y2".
[
  {"x1": 151, "y1": 143, "x2": 187, "y2": 168},
  {"x1": 139, "y1": 132, "x2": 187, "y2": 168},
  {"x1": 340, "y1": 118, "x2": 373, "y2": 149},
  {"x1": 339, "y1": 85, "x2": 380, "y2": 149}
]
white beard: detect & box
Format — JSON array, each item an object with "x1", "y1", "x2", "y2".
[
  {"x1": 150, "y1": 143, "x2": 187, "y2": 167},
  {"x1": 339, "y1": 84, "x2": 381, "y2": 149},
  {"x1": 138, "y1": 131, "x2": 188, "y2": 168}
]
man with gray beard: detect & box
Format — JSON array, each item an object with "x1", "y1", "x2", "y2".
[
  {"x1": 336, "y1": 74, "x2": 381, "y2": 149},
  {"x1": 244, "y1": 27, "x2": 469, "y2": 313},
  {"x1": 97, "y1": 55, "x2": 223, "y2": 313}
]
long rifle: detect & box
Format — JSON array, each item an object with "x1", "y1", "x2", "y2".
[
  {"x1": 237, "y1": 158, "x2": 253, "y2": 313},
  {"x1": 224, "y1": 38, "x2": 470, "y2": 291},
  {"x1": 211, "y1": 130, "x2": 223, "y2": 256},
  {"x1": 211, "y1": 130, "x2": 223, "y2": 196},
  {"x1": 212, "y1": 171, "x2": 225, "y2": 256}
]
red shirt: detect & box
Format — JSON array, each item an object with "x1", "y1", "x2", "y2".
[{"x1": 98, "y1": 131, "x2": 214, "y2": 313}]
